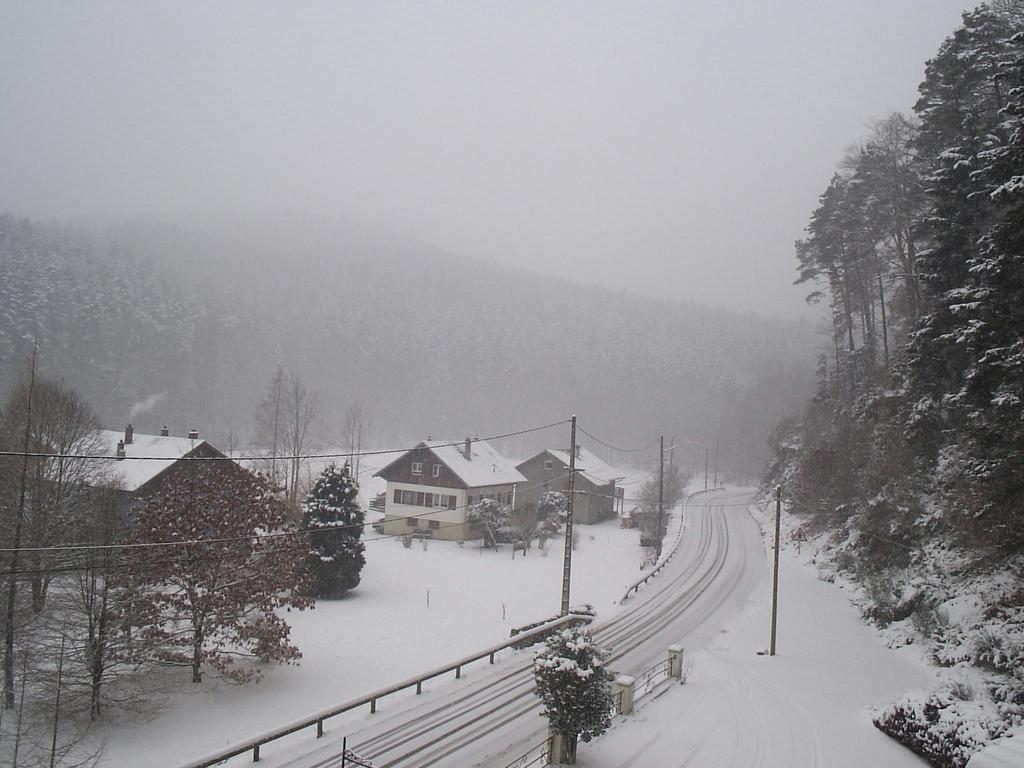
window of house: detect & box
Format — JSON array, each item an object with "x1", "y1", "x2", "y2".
[
  {"x1": 432, "y1": 464, "x2": 441, "y2": 477},
  {"x1": 411, "y1": 461, "x2": 423, "y2": 475},
  {"x1": 447, "y1": 495, "x2": 456, "y2": 509},
  {"x1": 415, "y1": 491, "x2": 425, "y2": 506},
  {"x1": 424, "y1": 493, "x2": 433, "y2": 507},
  {"x1": 428, "y1": 520, "x2": 440, "y2": 530},
  {"x1": 406, "y1": 517, "x2": 418, "y2": 527},
  {"x1": 394, "y1": 489, "x2": 401, "y2": 503},
  {"x1": 545, "y1": 460, "x2": 553, "y2": 469}
]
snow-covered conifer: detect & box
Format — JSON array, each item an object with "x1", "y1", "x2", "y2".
[
  {"x1": 300, "y1": 462, "x2": 366, "y2": 598},
  {"x1": 533, "y1": 627, "x2": 613, "y2": 763}
]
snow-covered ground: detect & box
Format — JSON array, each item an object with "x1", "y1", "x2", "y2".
[
  {"x1": 98, "y1": 464, "x2": 652, "y2": 768},
  {"x1": 578, "y1": 507, "x2": 941, "y2": 767}
]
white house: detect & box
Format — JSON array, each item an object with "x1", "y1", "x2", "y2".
[{"x1": 373, "y1": 438, "x2": 526, "y2": 541}]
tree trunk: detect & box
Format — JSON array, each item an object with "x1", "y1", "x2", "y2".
[
  {"x1": 192, "y1": 623, "x2": 204, "y2": 683},
  {"x1": 30, "y1": 573, "x2": 47, "y2": 614}
]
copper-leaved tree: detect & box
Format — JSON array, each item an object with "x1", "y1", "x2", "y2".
[{"x1": 130, "y1": 461, "x2": 311, "y2": 683}]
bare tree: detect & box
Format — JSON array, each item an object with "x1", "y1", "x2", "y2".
[
  {"x1": 341, "y1": 401, "x2": 372, "y2": 480},
  {"x1": 3, "y1": 362, "x2": 106, "y2": 711},
  {"x1": 253, "y1": 366, "x2": 285, "y2": 489},
  {"x1": 283, "y1": 373, "x2": 318, "y2": 508}
]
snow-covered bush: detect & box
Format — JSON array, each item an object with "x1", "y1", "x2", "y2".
[
  {"x1": 533, "y1": 627, "x2": 613, "y2": 763},
  {"x1": 874, "y1": 684, "x2": 1018, "y2": 768}
]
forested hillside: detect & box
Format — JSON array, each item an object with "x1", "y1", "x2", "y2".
[
  {"x1": 0, "y1": 212, "x2": 813, "y2": 477},
  {"x1": 763, "y1": 4, "x2": 1024, "y2": 763}
]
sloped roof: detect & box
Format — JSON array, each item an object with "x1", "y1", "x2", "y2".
[
  {"x1": 96, "y1": 429, "x2": 214, "y2": 492},
  {"x1": 425, "y1": 439, "x2": 526, "y2": 487},
  {"x1": 375, "y1": 439, "x2": 526, "y2": 488},
  {"x1": 542, "y1": 447, "x2": 620, "y2": 485}
]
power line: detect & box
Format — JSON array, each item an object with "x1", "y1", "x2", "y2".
[
  {"x1": 0, "y1": 471, "x2": 577, "y2": 556},
  {"x1": 574, "y1": 426, "x2": 658, "y2": 454},
  {"x1": 0, "y1": 418, "x2": 570, "y2": 463}
]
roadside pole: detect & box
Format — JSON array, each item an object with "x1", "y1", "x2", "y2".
[
  {"x1": 769, "y1": 484, "x2": 782, "y2": 656},
  {"x1": 560, "y1": 415, "x2": 577, "y2": 615},
  {"x1": 657, "y1": 435, "x2": 664, "y2": 559}
]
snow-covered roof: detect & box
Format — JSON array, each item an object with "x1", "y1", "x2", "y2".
[
  {"x1": 543, "y1": 447, "x2": 620, "y2": 485},
  {"x1": 96, "y1": 429, "x2": 213, "y2": 492},
  {"x1": 424, "y1": 439, "x2": 526, "y2": 487}
]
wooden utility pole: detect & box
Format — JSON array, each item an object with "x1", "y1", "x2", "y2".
[
  {"x1": 657, "y1": 435, "x2": 664, "y2": 558},
  {"x1": 560, "y1": 415, "x2": 577, "y2": 615},
  {"x1": 5, "y1": 344, "x2": 36, "y2": 710},
  {"x1": 769, "y1": 484, "x2": 782, "y2": 656},
  {"x1": 704, "y1": 447, "x2": 708, "y2": 491},
  {"x1": 713, "y1": 437, "x2": 719, "y2": 489}
]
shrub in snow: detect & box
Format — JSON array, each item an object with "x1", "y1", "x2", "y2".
[
  {"x1": 874, "y1": 684, "x2": 1020, "y2": 768},
  {"x1": 300, "y1": 463, "x2": 366, "y2": 598},
  {"x1": 466, "y1": 498, "x2": 510, "y2": 549},
  {"x1": 533, "y1": 627, "x2": 613, "y2": 764}
]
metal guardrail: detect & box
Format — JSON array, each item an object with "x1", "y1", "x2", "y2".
[
  {"x1": 180, "y1": 613, "x2": 593, "y2": 768},
  {"x1": 620, "y1": 487, "x2": 722, "y2": 602},
  {"x1": 502, "y1": 739, "x2": 550, "y2": 768},
  {"x1": 633, "y1": 658, "x2": 672, "y2": 701}
]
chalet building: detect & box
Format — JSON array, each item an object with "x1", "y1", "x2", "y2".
[
  {"x1": 515, "y1": 446, "x2": 624, "y2": 525},
  {"x1": 374, "y1": 438, "x2": 526, "y2": 541},
  {"x1": 96, "y1": 424, "x2": 232, "y2": 513}
]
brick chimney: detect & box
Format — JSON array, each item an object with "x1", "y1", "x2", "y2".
[
  {"x1": 124, "y1": 423, "x2": 134, "y2": 445},
  {"x1": 116, "y1": 440, "x2": 126, "y2": 460},
  {"x1": 160, "y1": 426, "x2": 169, "y2": 437},
  {"x1": 463, "y1": 437, "x2": 472, "y2": 461},
  {"x1": 187, "y1": 429, "x2": 199, "y2": 440}
]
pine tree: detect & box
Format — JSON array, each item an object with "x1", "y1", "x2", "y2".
[
  {"x1": 300, "y1": 463, "x2": 366, "y2": 598},
  {"x1": 533, "y1": 627, "x2": 613, "y2": 764}
]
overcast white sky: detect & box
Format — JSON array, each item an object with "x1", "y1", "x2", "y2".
[{"x1": 0, "y1": 1, "x2": 976, "y2": 318}]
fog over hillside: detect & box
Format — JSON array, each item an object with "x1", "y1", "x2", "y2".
[{"x1": 1, "y1": 212, "x2": 815, "y2": 478}]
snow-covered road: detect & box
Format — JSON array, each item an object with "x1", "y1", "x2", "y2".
[
  {"x1": 248, "y1": 489, "x2": 767, "y2": 768},
  {"x1": 579, "y1": 502, "x2": 937, "y2": 768}
]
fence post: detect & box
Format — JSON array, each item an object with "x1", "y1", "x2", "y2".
[
  {"x1": 667, "y1": 644, "x2": 684, "y2": 680},
  {"x1": 613, "y1": 675, "x2": 635, "y2": 715}
]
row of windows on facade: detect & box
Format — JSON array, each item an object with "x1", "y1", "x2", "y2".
[
  {"x1": 411, "y1": 461, "x2": 442, "y2": 477},
  {"x1": 407, "y1": 517, "x2": 442, "y2": 529},
  {"x1": 393, "y1": 489, "x2": 457, "y2": 509},
  {"x1": 392, "y1": 488, "x2": 513, "y2": 509},
  {"x1": 467, "y1": 491, "x2": 513, "y2": 507}
]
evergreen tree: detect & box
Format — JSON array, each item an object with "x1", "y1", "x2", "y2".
[
  {"x1": 533, "y1": 627, "x2": 613, "y2": 764},
  {"x1": 300, "y1": 463, "x2": 366, "y2": 598}
]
